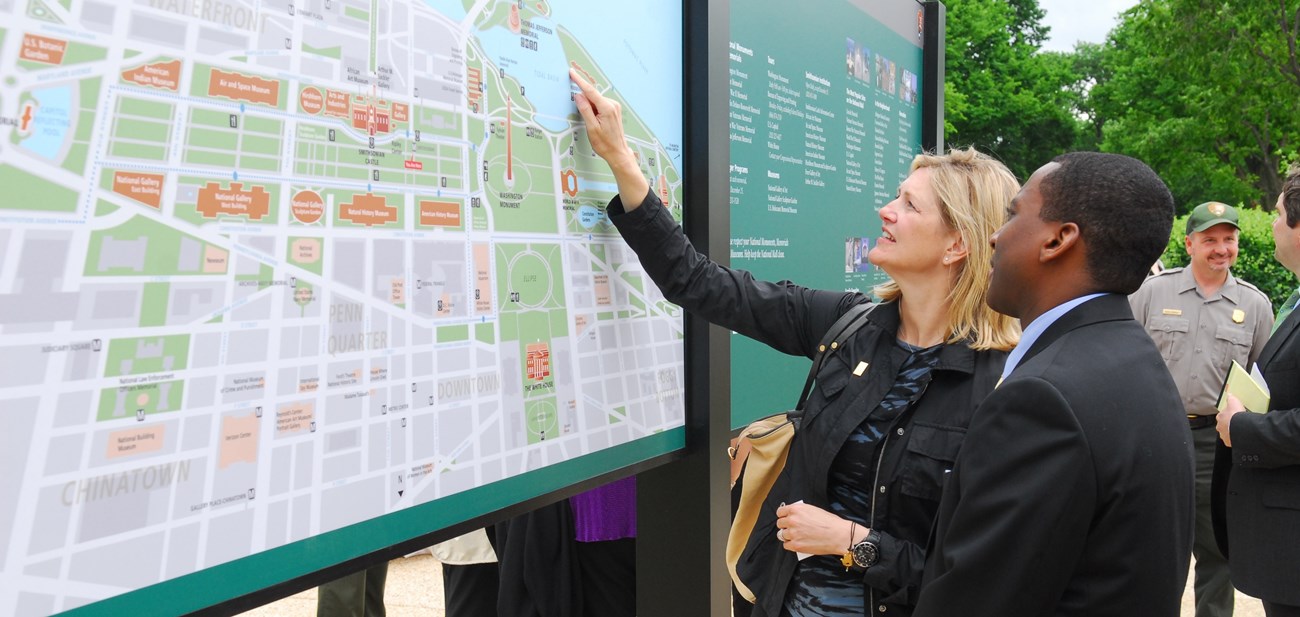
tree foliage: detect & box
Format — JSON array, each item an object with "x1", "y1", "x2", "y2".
[
  {"x1": 1088, "y1": 0, "x2": 1300, "y2": 212},
  {"x1": 942, "y1": 0, "x2": 1080, "y2": 180},
  {"x1": 941, "y1": 0, "x2": 1299, "y2": 215}
]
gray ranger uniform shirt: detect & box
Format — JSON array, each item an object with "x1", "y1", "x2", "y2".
[{"x1": 1129, "y1": 267, "x2": 1273, "y2": 416}]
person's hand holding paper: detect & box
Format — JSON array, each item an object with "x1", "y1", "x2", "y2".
[
  {"x1": 1216, "y1": 361, "x2": 1271, "y2": 447},
  {"x1": 1217, "y1": 360, "x2": 1270, "y2": 414}
]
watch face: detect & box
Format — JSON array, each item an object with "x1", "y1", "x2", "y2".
[{"x1": 852, "y1": 541, "x2": 879, "y2": 568}]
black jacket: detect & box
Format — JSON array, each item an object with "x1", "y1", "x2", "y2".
[
  {"x1": 1212, "y1": 301, "x2": 1300, "y2": 605},
  {"x1": 916, "y1": 295, "x2": 1193, "y2": 617},
  {"x1": 609, "y1": 192, "x2": 1006, "y2": 616}
]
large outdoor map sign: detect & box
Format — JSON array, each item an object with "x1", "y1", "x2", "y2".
[
  {"x1": 0, "y1": 0, "x2": 683, "y2": 614},
  {"x1": 728, "y1": 0, "x2": 926, "y2": 428}
]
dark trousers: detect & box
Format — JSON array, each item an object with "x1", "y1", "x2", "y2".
[
  {"x1": 442, "y1": 562, "x2": 500, "y2": 617},
  {"x1": 1192, "y1": 426, "x2": 1234, "y2": 617},
  {"x1": 1264, "y1": 601, "x2": 1300, "y2": 617},
  {"x1": 317, "y1": 563, "x2": 387, "y2": 617},
  {"x1": 574, "y1": 538, "x2": 636, "y2": 617}
]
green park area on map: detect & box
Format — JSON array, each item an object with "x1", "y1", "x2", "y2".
[{"x1": 104, "y1": 335, "x2": 191, "y2": 377}]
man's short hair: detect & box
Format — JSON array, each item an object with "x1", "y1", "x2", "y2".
[
  {"x1": 1283, "y1": 164, "x2": 1300, "y2": 228},
  {"x1": 1038, "y1": 152, "x2": 1174, "y2": 294}
]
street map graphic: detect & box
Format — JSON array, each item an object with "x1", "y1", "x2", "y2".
[{"x1": 0, "y1": 0, "x2": 683, "y2": 613}]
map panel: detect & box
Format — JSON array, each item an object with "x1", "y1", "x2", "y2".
[{"x1": 0, "y1": 0, "x2": 683, "y2": 613}]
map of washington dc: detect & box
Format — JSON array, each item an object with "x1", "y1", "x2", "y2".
[{"x1": 0, "y1": 0, "x2": 683, "y2": 612}]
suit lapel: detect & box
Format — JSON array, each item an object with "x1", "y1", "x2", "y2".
[
  {"x1": 1258, "y1": 308, "x2": 1300, "y2": 369},
  {"x1": 1016, "y1": 295, "x2": 1134, "y2": 372}
]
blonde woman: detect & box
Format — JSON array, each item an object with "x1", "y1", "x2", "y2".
[{"x1": 572, "y1": 71, "x2": 1017, "y2": 616}]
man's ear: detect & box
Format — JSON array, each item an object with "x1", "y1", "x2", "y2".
[{"x1": 1040, "y1": 222, "x2": 1081, "y2": 264}]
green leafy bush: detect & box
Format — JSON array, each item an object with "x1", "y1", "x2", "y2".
[{"x1": 1161, "y1": 207, "x2": 1296, "y2": 308}]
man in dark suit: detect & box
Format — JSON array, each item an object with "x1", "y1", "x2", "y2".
[
  {"x1": 914, "y1": 152, "x2": 1194, "y2": 616},
  {"x1": 1214, "y1": 167, "x2": 1300, "y2": 617}
]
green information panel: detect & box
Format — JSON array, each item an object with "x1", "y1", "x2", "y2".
[
  {"x1": 729, "y1": 0, "x2": 926, "y2": 428},
  {"x1": 0, "y1": 0, "x2": 684, "y2": 613}
]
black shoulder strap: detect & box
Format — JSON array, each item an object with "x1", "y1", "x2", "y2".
[{"x1": 790, "y1": 302, "x2": 876, "y2": 417}]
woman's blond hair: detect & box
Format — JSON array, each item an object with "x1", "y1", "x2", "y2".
[{"x1": 873, "y1": 147, "x2": 1021, "y2": 351}]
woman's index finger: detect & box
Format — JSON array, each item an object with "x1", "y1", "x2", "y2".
[{"x1": 569, "y1": 68, "x2": 599, "y2": 98}]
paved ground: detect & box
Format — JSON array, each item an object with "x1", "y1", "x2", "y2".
[{"x1": 239, "y1": 553, "x2": 1265, "y2": 616}]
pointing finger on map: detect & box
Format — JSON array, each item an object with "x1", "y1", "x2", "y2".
[
  {"x1": 570, "y1": 69, "x2": 626, "y2": 159},
  {"x1": 570, "y1": 68, "x2": 650, "y2": 209}
]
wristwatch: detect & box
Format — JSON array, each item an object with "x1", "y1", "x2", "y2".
[{"x1": 841, "y1": 529, "x2": 881, "y2": 570}]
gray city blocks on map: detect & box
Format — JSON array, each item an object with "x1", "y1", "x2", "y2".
[
  {"x1": 418, "y1": 31, "x2": 465, "y2": 106},
  {"x1": 0, "y1": 398, "x2": 38, "y2": 572},
  {"x1": 2, "y1": 233, "x2": 76, "y2": 332},
  {"x1": 164, "y1": 522, "x2": 201, "y2": 580},
  {"x1": 320, "y1": 476, "x2": 384, "y2": 534},
  {"x1": 197, "y1": 26, "x2": 250, "y2": 56},
  {"x1": 294, "y1": 442, "x2": 314, "y2": 491},
  {"x1": 55, "y1": 391, "x2": 93, "y2": 428},
  {"x1": 323, "y1": 450, "x2": 360, "y2": 483},
  {"x1": 79, "y1": 1, "x2": 115, "y2": 33},
  {"x1": 186, "y1": 376, "x2": 217, "y2": 412},
  {"x1": 231, "y1": 290, "x2": 273, "y2": 320},
  {"x1": 183, "y1": 413, "x2": 211, "y2": 451},
  {"x1": 178, "y1": 236, "x2": 203, "y2": 272},
  {"x1": 270, "y1": 446, "x2": 293, "y2": 495},
  {"x1": 0, "y1": 346, "x2": 48, "y2": 389},
  {"x1": 98, "y1": 236, "x2": 147, "y2": 272},
  {"x1": 326, "y1": 428, "x2": 360, "y2": 452},
  {"x1": 29, "y1": 486, "x2": 71, "y2": 555},
  {"x1": 225, "y1": 330, "x2": 270, "y2": 365},
  {"x1": 129, "y1": 11, "x2": 186, "y2": 48},
  {"x1": 69, "y1": 530, "x2": 165, "y2": 589},
  {"x1": 412, "y1": 412, "x2": 438, "y2": 460},
  {"x1": 366, "y1": 423, "x2": 386, "y2": 472},
  {"x1": 332, "y1": 240, "x2": 366, "y2": 292},
  {"x1": 438, "y1": 406, "x2": 475, "y2": 460},
  {"x1": 45, "y1": 434, "x2": 84, "y2": 476},
  {"x1": 205, "y1": 509, "x2": 254, "y2": 568},
  {"x1": 371, "y1": 239, "x2": 404, "y2": 304},
  {"x1": 412, "y1": 240, "x2": 469, "y2": 317},
  {"x1": 264, "y1": 500, "x2": 290, "y2": 551},
  {"x1": 169, "y1": 283, "x2": 223, "y2": 322},
  {"x1": 279, "y1": 325, "x2": 302, "y2": 359}
]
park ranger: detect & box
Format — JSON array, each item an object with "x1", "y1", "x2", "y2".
[{"x1": 1130, "y1": 201, "x2": 1273, "y2": 617}]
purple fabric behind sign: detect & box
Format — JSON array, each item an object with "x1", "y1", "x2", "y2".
[{"x1": 569, "y1": 476, "x2": 637, "y2": 542}]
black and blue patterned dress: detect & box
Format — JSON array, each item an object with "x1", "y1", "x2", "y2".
[{"x1": 781, "y1": 339, "x2": 943, "y2": 616}]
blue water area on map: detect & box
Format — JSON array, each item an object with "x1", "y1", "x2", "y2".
[
  {"x1": 472, "y1": 1, "x2": 682, "y2": 155},
  {"x1": 577, "y1": 204, "x2": 606, "y2": 229},
  {"x1": 21, "y1": 85, "x2": 73, "y2": 161},
  {"x1": 548, "y1": 0, "x2": 682, "y2": 154},
  {"x1": 477, "y1": 20, "x2": 574, "y2": 133},
  {"x1": 423, "y1": 0, "x2": 467, "y2": 22},
  {"x1": 583, "y1": 180, "x2": 619, "y2": 194}
]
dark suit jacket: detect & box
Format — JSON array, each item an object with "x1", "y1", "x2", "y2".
[
  {"x1": 914, "y1": 295, "x2": 1194, "y2": 617},
  {"x1": 1211, "y1": 304, "x2": 1300, "y2": 605}
]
